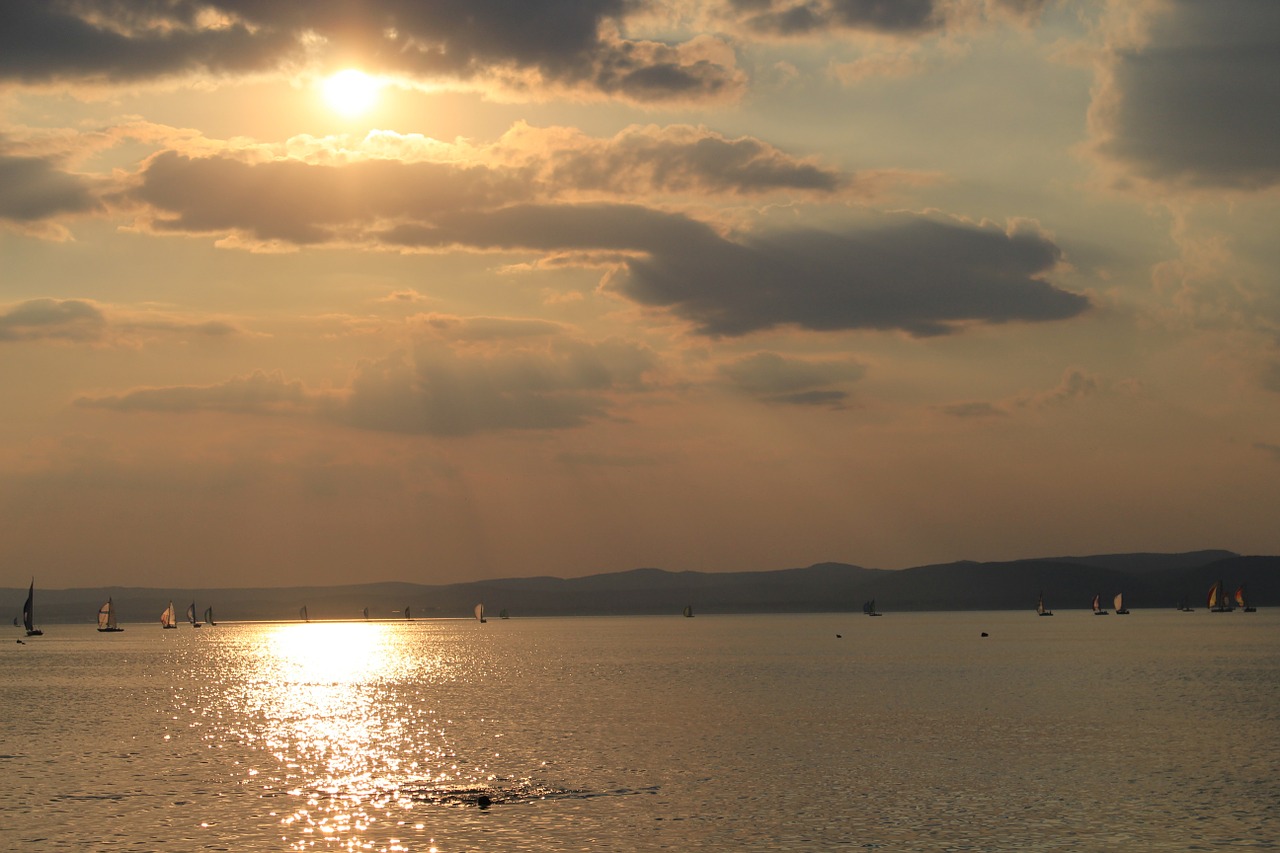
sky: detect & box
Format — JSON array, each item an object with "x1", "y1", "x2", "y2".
[{"x1": 2, "y1": 0, "x2": 1279, "y2": 589}]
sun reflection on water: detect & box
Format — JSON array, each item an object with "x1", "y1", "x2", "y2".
[{"x1": 222, "y1": 622, "x2": 484, "y2": 850}]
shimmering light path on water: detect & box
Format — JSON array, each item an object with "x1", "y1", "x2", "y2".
[{"x1": 2, "y1": 611, "x2": 1277, "y2": 850}]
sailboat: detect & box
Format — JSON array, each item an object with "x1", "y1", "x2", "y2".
[
  {"x1": 1114, "y1": 593, "x2": 1130, "y2": 615},
  {"x1": 187, "y1": 602, "x2": 203, "y2": 628},
  {"x1": 363, "y1": 607, "x2": 370, "y2": 621},
  {"x1": 21, "y1": 580, "x2": 43, "y2": 636},
  {"x1": 1208, "y1": 580, "x2": 1232, "y2": 613},
  {"x1": 404, "y1": 606, "x2": 412, "y2": 621},
  {"x1": 1235, "y1": 584, "x2": 1256, "y2": 613},
  {"x1": 161, "y1": 601, "x2": 178, "y2": 629},
  {"x1": 1092, "y1": 594, "x2": 1109, "y2": 615},
  {"x1": 1036, "y1": 591, "x2": 1054, "y2": 616},
  {"x1": 499, "y1": 608, "x2": 509, "y2": 619},
  {"x1": 1176, "y1": 595, "x2": 1194, "y2": 612},
  {"x1": 299, "y1": 605, "x2": 310, "y2": 623},
  {"x1": 683, "y1": 604, "x2": 694, "y2": 618},
  {"x1": 862, "y1": 599, "x2": 881, "y2": 616},
  {"x1": 203, "y1": 606, "x2": 216, "y2": 626},
  {"x1": 97, "y1": 598, "x2": 124, "y2": 632},
  {"x1": 475, "y1": 603, "x2": 486, "y2": 624}
]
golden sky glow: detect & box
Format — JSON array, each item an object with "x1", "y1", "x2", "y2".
[{"x1": 1, "y1": 1, "x2": 1279, "y2": 588}]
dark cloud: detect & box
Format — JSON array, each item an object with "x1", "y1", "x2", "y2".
[
  {"x1": 132, "y1": 126, "x2": 840, "y2": 243},
  {"x1": 0, "y1": 154, "x2": 100, "y2": 223},
  {"x1": 617, "y1": 217, "x2": 1088, "y2": 337},
  {"x1": 719, "y1": 351, "x2": 864, "y2": 406},
  {"x1": 0, "y1": 2, "x2": 290, "y2": 83},
  {"x1": 135, "y1": 151, "x2": 532, "y2": 244},
  {"x1": 0, "y1": 1, "x2": 742, "y2": 104},
  {"x1": 129, "y1": 149, "x2": 1085, "y2": 339},
  {"x1": 1101, "y1": 0, "x2": 1280, "y2": 189}
]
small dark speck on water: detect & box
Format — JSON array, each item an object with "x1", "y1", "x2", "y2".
[
  {"x1": 476, "y1": 795, "x2": 491, "y2": 809},
  {"x1": 981, "y1": 632, "x2": 989, "y2": 637}
]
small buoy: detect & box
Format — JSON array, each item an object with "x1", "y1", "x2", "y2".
[
  {"x1": 836, "y1": 634, "x2": 842, "y2": 638},
  {"x1": 980, "y1": 632, "x2": 989, "y2": 637},
  {"x1": 477, "y1": 795, "x2": 492, "y2": 809}
]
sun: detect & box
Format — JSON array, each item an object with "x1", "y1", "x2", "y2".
[{"x1": 323, "y1": 69, "x2": 380, "y2": 117}]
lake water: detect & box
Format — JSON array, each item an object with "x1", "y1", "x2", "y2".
[{"x1": 2, "y1": 611, "x2": 1276, "y2": 851}]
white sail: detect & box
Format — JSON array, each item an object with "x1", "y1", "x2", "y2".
[
  {"x1": 475, "y1": 603, "x2": 485, "y2": 623},
  {"x1": 300, "y1": 606, "x2": 309, "y2": 622},
  {"x1": 97, "y1": 598, "x2": 121, "y2": 631},
  {"x1": 161, "y1": 601, "x2": 177, "y2": 628},
  {"x1": 1113, "y1": 593, "x2": 1123, "y2": 611}
]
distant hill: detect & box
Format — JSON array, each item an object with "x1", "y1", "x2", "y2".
[{"x1": 5, "y1": 551, "x2": 1276, "y2": 624}]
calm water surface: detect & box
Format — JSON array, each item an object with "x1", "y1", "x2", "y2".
[{"x1": 2, "y1": 611, "x2": 1277, "y2": 851}]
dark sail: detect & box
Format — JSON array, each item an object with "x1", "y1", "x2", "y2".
[{"x1": 22, "y1": 581, "x2": 35, "y2": 633}]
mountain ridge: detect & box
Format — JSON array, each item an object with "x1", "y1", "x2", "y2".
[{"x1": 7, "y1": 550, "x2": 1274, "y2": 624}]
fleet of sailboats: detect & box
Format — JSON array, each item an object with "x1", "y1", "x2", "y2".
[
  {"x1": 97, "y1": 598, "x2": 124, "y2": 632},
  {"x1": 9, "y1": 579, "x2": 1265, "y2": 631}
]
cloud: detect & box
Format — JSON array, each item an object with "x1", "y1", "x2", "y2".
[
  {"x1": 77, "y1": 370, "x2": 314, "y2": 415},
  {"x1": 940, "y1": 367, "x2": 1102, "y2": 417},
  {"x1": 938, "y1": 401, "x2": 1007, "y2": 418},
  {"x1": 75, "y1": 318, "x2": 660, "y2": 436},
  {"x1": 729, "y1": 0, "x2": 941, "y2": 37},
  {"x1": 0, "y1": 1, "x2": 744, "y2": 104},
  {"x1": 0, "y1": 298, "x2": 245, "y2": 345},
  {"x1": 525, "y1": 123, "x2": 843, "y2": 197},
  {"x1": 120, "y1": 135, "x2": 1087, "y2": 340},
  {"x1": 0, "y1": 298, "x2": 107, "y2": 342},
  {"x1": 0, "y1": 153, "x2": 100, "y2": 228},
  {"x1": 1095, "y1": 0, "x2": 1280, "y2": 190},
  {"x1": 127, "y1": 124, "x2": 849, "y2": 246},
  {"x1": 719, "y1": 351, "x2": 865, "y2": 406},
  {"x1": 616, "y1": 216, "x2": 1087, "y2": 337},
  {"x1": 1017, "y1": 367, "x2": 1099, "y2": 408}
]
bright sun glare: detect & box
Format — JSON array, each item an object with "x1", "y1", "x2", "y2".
[{"x1": 323, "y1": 69, "x2": 380, "y2": 117}]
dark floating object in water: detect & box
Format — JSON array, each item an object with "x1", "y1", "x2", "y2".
[
  {"x1": 836, "y1": 634, "x2": 842, "y2": 638},
  {"x1": 981, "y1": 632, "x2": 989, "y2": 637},
  {"x1": 477, "y1": 795, "x2": 492, "y2": 808}
]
